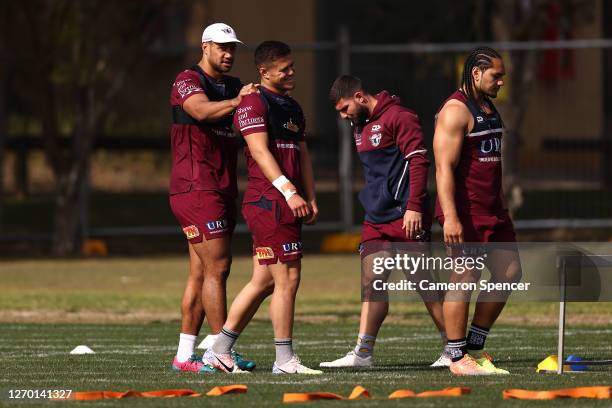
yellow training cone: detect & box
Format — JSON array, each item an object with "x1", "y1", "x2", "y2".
[{"x1": 536, "y1": 355, "x2": 571, "y2": 373}]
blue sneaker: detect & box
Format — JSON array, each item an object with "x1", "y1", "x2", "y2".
[
  {"x1": 232, "y1": 349, "x2": 256, "y2": 371},
  {"x1": 199, "y1": 362, "x2": 219, "y2": 374}
]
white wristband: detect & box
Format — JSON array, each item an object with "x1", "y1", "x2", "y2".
[
  {"x1": 272, "y1": 175, "x2": 296, "y2": 201},
  {"x1": 283, "y1": 189, "x2": 297, "y2": 201},
  {"x1": 272, "y1": 175, "x2": 290, "y2": 192}
]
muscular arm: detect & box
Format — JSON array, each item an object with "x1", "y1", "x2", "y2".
[
  {"x1": 433, "y1": 101, "x2": 470, "y2": 244},
  {"x1": 245, "y1": 132, "x2": 310, "y2": 218},
  {"x1": 183, "y1": 83, "x2": 257, "y2": 123},
  {"x1": 299, "y1": 141, "x2": 318, "y2": 224},
  {"x1": 245, "y1": 132, "x2": 287, "y2": 185}
]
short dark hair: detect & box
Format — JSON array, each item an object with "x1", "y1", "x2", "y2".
[
  {"x1": 329, "y1": 75, "x2": 367, "y2": 104},
  {"x1": 254, "y1": 41, "x2": 291, "y2": 68},
  {"x1": 461, "y1": 47, "x2": 502, "y2": 101}
]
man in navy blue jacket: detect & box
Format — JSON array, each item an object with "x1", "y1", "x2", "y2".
[{"x1": 320, "y1": 75, "x2": 448, "y2": 368}]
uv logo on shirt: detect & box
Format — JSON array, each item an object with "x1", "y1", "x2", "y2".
[{"x1": 480, "y1": 137, "x2": 501, "y2": 154}]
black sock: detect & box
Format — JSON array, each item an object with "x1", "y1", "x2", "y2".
[
  {"x1": 466, "y1": 323, "x2": 490, "y2": 351},
  {"x1": 447, "y1": 338, "x2": 467, "y2": 362}
]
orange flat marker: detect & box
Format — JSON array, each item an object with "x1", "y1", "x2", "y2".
[
  {"x1": 503, "y1": 386, "x2": 611, "y2": 400},
  {"x1": 50, "y1": 385, "x2": 246, "y2": 401}
]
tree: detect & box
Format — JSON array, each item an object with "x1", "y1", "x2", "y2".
[
  {"x1": 493, "y1": 0, "x2": 595, "y2": 215},
  {"x1": 5, "y1": 0, "x2": 170, "y2": 255},
  {"x1": 0, "y1": 7, "x2": 8, "y2": 231}
]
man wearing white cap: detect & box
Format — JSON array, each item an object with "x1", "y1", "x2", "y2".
[{"x1": 169, "y1": 23, "x2": 259, "y2": 373}]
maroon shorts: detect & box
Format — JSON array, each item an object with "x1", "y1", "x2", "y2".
[
  {"x1": 170, "y1": 190, "x2": 236, "y2": 244},
  {"x1": 437, "y1": 211, "x2": 516, "y2": 243},
  {"x1": 360, "y1": 215, "x2": 432, "y2": 257},
  {"x1": 242, "y1": 197, "x2": 302, "y2": 265}
]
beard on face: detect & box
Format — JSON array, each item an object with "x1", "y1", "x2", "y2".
[{"x1": 352, "y1": 104, "x2": 369, "y2": 126}]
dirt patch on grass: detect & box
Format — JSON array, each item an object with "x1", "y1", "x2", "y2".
[
  {"x1": 0, "y1": 310, "x2": 180, "y2": 324},
  {"x1": 497, "y1": 314, "x2": 612, "y2": 326}
]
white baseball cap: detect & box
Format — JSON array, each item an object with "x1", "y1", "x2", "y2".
[{"x1": 202, "y1": 23, "x2": 243, "y2": 44}]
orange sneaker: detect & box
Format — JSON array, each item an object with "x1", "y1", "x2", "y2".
[
  {"x1": 469, "y1": 350, "x2": 494, "y2": 362},
  {"x1": 449, "y1": 354, "x2": 493, "y2": 376}
]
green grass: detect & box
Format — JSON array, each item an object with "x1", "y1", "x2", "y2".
[
  {"x1": 0, "y1": 255, "x2": 609, "y2": 322},
  {"x1": 0, "y1": 256, "x2": 610, "y2": 406},
  {"x1": 0, "y1": 256, "x2": 362, "y2": 315},
  {"x1": 0, "y1": 322, "x2": 611, "y2": 407}
]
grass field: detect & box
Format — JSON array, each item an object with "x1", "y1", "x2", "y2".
[{"x1": 1, "y1": 255, "x2": 611, "y2": 406}]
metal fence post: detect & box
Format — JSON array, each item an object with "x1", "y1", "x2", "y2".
[
  {"x1": 337, "y1": 25, "x2": 353, "y2": 232},
  {"x1": 557, "y1": 256, "x2": 567, "y2": 375}
]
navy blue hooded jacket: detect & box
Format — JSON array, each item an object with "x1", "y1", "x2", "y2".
[{"x1": 353, "y1": 91, "x2": 430, "y2": 224}]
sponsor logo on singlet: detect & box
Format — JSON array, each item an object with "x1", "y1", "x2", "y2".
[
  {"x1": 480, "y1": 137, "x2": 501, "y2": 154},
  {"x1": 283, "y1": 118, "x2": 300, "y2": 133},
  {"x1": 212, "y1": 128, "x2": 236, "y2": 138},
  {"x1": 276, "y1": 142, "x2": 300, "y2": 150},
  {"x1": 236, "y1": 106, "x2": 252, "y2": 114},
  {"x1": 175, "y1": 79, "x2": 202, "y2": 98},
  {"x1": 237, "y1": 115, "x2": 265, "y2": 128}
]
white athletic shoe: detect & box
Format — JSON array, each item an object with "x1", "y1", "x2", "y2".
[
  {"x1": 319, "y1": 351, "x2": 373, "y2": 368},
  {"x1": 202, "y1": 349, "x2": 248, "y2": 374},
  {"x1": 430, "y1": 350, "x2": 452, "y2": 368},
  {"x1": 273, "y1": 355, "x2": 323, "y2": 374}
]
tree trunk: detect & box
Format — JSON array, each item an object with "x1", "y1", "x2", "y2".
[
  {"x1": 52, "y1": 170, "x2": 84, "y2": 256},
  {"x1": 14, "y1": 0, "x2": 168, "y2": 255},
  {"x1": 51, "y1": 82, "x2": 95, "y2": 256},
  {"x1": 0, "y1": 13, "x2": 7, "y2": 228},
  {"x1": 0, "y1": 59, "x2": 6, "y2": 225}
]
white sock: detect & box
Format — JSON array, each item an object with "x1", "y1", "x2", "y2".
[
  {"x1": 176, "y1": 333, "x2": 197, "y2": 363},
  {"x1": 201, "y1": 334, "x2": 219, "y2": 350},
  {"x1": 354, "y1": 333, "x2": 376, "y2": 358}
]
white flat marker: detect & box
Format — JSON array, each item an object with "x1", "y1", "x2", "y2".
[{"x1": 70, "y1": 345, "x2": 95, "y2": 354}]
